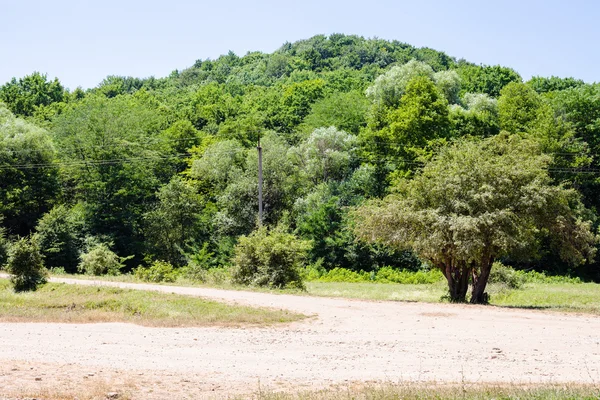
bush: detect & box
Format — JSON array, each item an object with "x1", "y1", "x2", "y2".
[
  {"x1": 134, "y1": 260, "x2": 178, "y2": 283},
  {"x1": 489, "y1": 262, "x2": 525, "y2": 289},
  {"x1": 375, "y1": 266, "x2": 443, "y2": 284},
  {"x1": 301, "y1": 265, "x2": 444, "y2": 284},
  {"x1": 6, "y1": 237, "x2": 48, "y2": 292},
  {"x1": 316, "y1": 267, "x2": 371, "y2": 283},
  {"x1": 232, "y1": 226, "x2": 310, "y2": 289},
  {"x1": 78, "y1": 241, "x2": 126, "y2": 276}
]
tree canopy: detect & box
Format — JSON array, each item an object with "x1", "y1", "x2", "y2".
[{"x1": 1, "y1": 33, "x2": 599, "y2": 296}]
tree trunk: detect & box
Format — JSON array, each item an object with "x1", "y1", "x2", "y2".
[
  {"x1": 444, "y1": 263, "x2": 470, "y2": 303},
  {"x1": 470, "y1": 258, "x2": 493, "y2": 304}
]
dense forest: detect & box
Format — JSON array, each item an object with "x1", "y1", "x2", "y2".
[{"x1": 1, "y1": 34, "x2": 599, "y2": 292}]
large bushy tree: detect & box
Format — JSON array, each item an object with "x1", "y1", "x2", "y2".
[{"x1": 354, "y1": 134, "x2": 597, "y2": 303}]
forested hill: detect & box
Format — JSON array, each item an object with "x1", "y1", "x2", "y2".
[{"x1": 0, "y1": 33, "x2": 599, "y2": 281}]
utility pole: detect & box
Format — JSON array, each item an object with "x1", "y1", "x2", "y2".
[{"x1": 257, "y1": 137, "x2": 263, "y2": 225}]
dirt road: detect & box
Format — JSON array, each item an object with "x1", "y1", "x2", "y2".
[{"x1": 1, "y1": 277, "x2": 600, "y2": 398}]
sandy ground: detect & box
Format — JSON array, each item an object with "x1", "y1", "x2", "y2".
[{"x1": 1, "y1": 277, "x2": 600, "y2": 399}]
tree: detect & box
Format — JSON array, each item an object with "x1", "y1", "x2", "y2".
[
  {"x1": 498, "y1": 82, "x2": 542, "y2": 133},
  {"x1": 294, "y1": 126, "x2": 357, "y2": 183},
  {"x1": 144, "y1": 177, "x2": 204, "y2": 267},
  {"x1": 52, "y1": 94, "x2": 167, "y2": 260},
  {"x1": 354, "y1": 134, "x2": 596, "y2": 303},
  {"x1": 365, "y1": 60, "x2": 435, "y2": 108},
  {"x1": 34, "y1": 204, "x2": 87, "y2": 273},
  {"x1": 0, "y1": 104, "x2": 59, "y2": 235},
  {"x1": 361, "y1": 76, "x2": 450, "y2": 176},
  {"x1": 0, "y1": 72, "x2": 65, "y2": 117},
  {"x1": 457, "y1": 64, "x2": 521, "y2": 97},
  {"x1": 449, "y1": 93, "x2": 499, "y2": 138},
  {"x1": 301, "y1": 90, "x2": 369, "y2": 134}
]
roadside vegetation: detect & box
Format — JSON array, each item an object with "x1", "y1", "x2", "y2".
[
  {"x1": 0, "y1": 278, "x2": 304, "y2": 327},
  {"x1": 250, "y1": 384, "x2": 600, "y2": 400}
]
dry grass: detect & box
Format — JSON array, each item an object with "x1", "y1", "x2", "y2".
[
  {"x1": 247, "y1": 382, "x2": 600, "y2": 400},
  {"x1": 0, "y1": 278, "x2": 305, "y2": 327}
]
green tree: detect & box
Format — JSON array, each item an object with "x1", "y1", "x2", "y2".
[
  {"x1": 354, "y1": 134, "x2": 596, "y2": 303},
  {"x1": 457, "y1": 64, "x2": 521, "y2": 97},
  {"x1": 301, "y1": 90, "x2": 369, "y2": 134},
  {"x1": 0, "y1": 72, "x2": 65, "y2": 117},
  {"x1": 34, "y1": 204, "x2": 87, "y2": 273},
  {"x1": 361, "y1": 76, "x2": 450, "y2": 177},
  {"x1": 0, "y1": 104, "x2": 59, "y2": 235},
  {"x1": 52, "y1": 94, "x2": 167, "y2": 261},
  {"x1": 294, "y1": 127, "x2": 357, "y2": 183},
  {"x1": 144, "y1": 177, "x2": 204, "y2": 267},
  {"x1": 498, "y1": 82, "x2": 542, "y2": 133}
]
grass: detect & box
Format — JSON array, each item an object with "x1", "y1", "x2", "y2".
[
  {"x1": 0, "y1": 278, "x2": 305, "y2": 327},
  {"x1": 305, "y1": 280, "x2": 447, "y2": 302},
  {"x1": 492, "y1": 282, "x2": 600, "y2": 313},
  {"x1": 247, "y1": 383, "x2": 600, "y2": 400},
  {"x1": 306, "y1": 280, "x2": 600, "y2": 314},
  {"x1": 44, "y1": 269, "x2": 600, "y2": 315}
]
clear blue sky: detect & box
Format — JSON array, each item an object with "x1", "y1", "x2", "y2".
[{"x1": 1, "y1": 0, "x2": 598, "y2": 90}]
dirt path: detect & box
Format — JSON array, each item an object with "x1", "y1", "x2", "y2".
[{"x1": 1, "y1": 277, "x2": 600, "y2": 398}]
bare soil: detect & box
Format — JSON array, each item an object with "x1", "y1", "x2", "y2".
[{"x1": 1, "y1": 277, "x2": 600, "y2": 399}]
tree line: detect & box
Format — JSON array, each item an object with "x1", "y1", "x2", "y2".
[{"x1": 0, "y1": 34, "x2": 598, "y2": 302}]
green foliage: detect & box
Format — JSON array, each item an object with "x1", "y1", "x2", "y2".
[
  {"x1": 354, "y1": 134, "x2": 597, "y2": 303},
  {"x1": 0, "y1": 72, "x2": 65, "y2": 117},
  {"x1": 144, "y1": 177, "x2": 204, "y2": 267},
  {"x1": 302, "y1": 265, "x2": 444, "y2": 284},
  {"x1": 134, "y1": 260, "x2": 178, "y2": 283},
  {"x1": 366, "y1": 60, "x2": 434, "y2": 108},
  {"x1": 295, "y1": 127, "x2": 357, "y2": 183},
  {"x1": 34, "y1": 204, "x2": 87, "y2": 273},
  {"x1": 232, "y1": 226, "x2": 310, "y2": 289},
  {"x1": 488, "y1": 261, "x2": 526, "y2": 289},
  {"x1": 78, "y1": 241, "x2": 126, "y2": 276},
  {"x1": 498, "y1": 82, "x2": 543, "y2": 133},
  {"x1": 7, "y1": 237, "x2": 47, "y2": 292},
  {"x1": 361, "y1": 75, "x2": 450, "y2": 179},
  {"x1": 527, "y1": 76, "x2": 585, "y2": 93},
  {"x1": 301, "y1": 90, "x2": 369, "y2": 134},
  {"x1": 52, "y1": 94, "x2": 168, "y2": 260},
  {"x1": 2, "y1": 35, "x2": 599, "y2": 289},
  {"x1": 0, "y1": 222, "x2": 9, "y2": 269},
  {"x1": 0, "y1": 104, "x2": 59, "y2": 235},
  {"x1": 457, "y1": 64, "x2": 522, "y2": 97}
]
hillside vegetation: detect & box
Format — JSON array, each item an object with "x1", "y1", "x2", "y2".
[{"x1": 1, "y1": 34, "x2": 599, "y2": 301}]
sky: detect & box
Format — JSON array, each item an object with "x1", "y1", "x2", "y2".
[{"x1": 1, "y1": 0, "x2": 598, "y2": 90}]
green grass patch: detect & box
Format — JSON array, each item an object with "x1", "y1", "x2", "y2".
[
  {"x1": 492, "y1": 282, "x2": 600, "y2": 313},
  {"x1": 248, "y1": 383, "x2": 600, "y2": 399},
  {"x1": 0, "y1": 279, "x2": 304, "y2": 327},
  {"x1": 306, "y1": 280, "x2": 600, "y2": 314}
]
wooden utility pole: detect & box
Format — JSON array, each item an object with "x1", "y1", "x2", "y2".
[{"x1": 257, "y1": 137, "x2": 263, "y2": 225}]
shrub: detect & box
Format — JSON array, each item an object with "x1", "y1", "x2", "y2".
[
  {"x1": 375, "y1": 266, "x2": 444, "y2": 284},
  {"x1": 301, "y1": 265, "x2": 444, "y2": 284},
  {"x1": 232, "y1": 226, "x2": 310, "y2": 289},
  {"x1": 317, "y1": 267, "x2": 371, "y2": 283},
  {"x1": 6, "y1": 237, "x2": 48, "y2": 292},
  {"x1": 134, "y1": 260, "x2": 178, "y2": 283},
  {"x1": 78, "y1": 241, "x2": 126, "y2": 276},
  {"x1": 489, "y1": 262, "x2": 526, "y2": 289}
]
